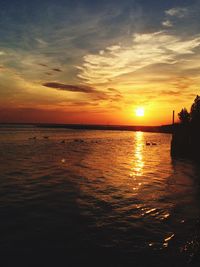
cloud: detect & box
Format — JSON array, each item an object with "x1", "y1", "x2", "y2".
[
  {"x1": 38, "y1": 64, "x2": 62, "y2": 74},
  {"x1": 170, "y1": 76, "x2": 194, "y2": 91},
  {"x1": 160, "y1": 90, "x2": 180, "y2": 96},
  {"x1": 42, "y1": 82, "x2": 124, "y2": 103},
  {"x1": 38, "y1": 63, "x2": 48, "y2": 67},
  {"x1": 52, "y1": 68, "x2": 62, "y2": 72},
  {"x1": 3, "y1": 51, "x2": 60, "y2": 82},
  {"x1": 43, "y1": 82, "x2": 96, "y2": 93},
  {"x1": 35, "y1": 38, "x2": 48, "y2": 48},
  {"x1": 165, "y1": 7, "x2": 188, "y2": 18},
  {"x1": 78, "y1": 31, "x2": 200, "y2": 84},
  {"x1": 107, "y1": 88, "x2": 120, "y2": 93},
  {"x1": 162, "y1": 20, "x2": 173, "y2": 27},
  {"x1": 71, "y1": 101, "x2": 98, "y2": 106},
  {"x1": 45, "y1": 72, "x2": 53, "y2": 76},
  {"x1": 0, "y1": 51, "x2": 6, "y2": 56}
]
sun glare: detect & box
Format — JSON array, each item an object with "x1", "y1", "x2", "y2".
[{"x1": 135, "y1": 107, "x2": 144, "y2": 117}]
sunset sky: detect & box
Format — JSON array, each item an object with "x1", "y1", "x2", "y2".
[{"x1": 1, "y1": 0, "x2": 200, "y2": 125}]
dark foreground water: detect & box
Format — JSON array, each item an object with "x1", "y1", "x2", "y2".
[{"x1": 0, "y1": 126, "x2": 200, "y2": 266}]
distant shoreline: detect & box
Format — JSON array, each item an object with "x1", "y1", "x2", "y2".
[{"x1": 0, "y1": 122, "x2": 173, "y2": 133}]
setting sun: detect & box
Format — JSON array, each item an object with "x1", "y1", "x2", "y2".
[{"x1": 135, "y1": 107, "x2": 145, "y2": 117}]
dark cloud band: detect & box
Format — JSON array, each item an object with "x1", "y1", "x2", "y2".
[{"x1": 43, "y1": 82, "x2": 97, "y2": 93}]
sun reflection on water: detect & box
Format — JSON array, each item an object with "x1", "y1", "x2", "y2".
[
  {"x1": 132, "y1": 131, "x2": 144, "y2": 176},
  {"x1": 130, "y1": 131, "x2": 144, "y2": 190}
]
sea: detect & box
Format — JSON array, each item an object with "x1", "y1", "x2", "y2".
[{"x1": 0, "y1": 125, "x2": 199, "y2": 266}]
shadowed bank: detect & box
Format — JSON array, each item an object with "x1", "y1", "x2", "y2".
[{"x1": 171, "y1": 95, "x2": 200, "y2": 160}]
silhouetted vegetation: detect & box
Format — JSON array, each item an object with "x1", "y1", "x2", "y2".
[
  {"x1": 191, "y1": 95, "x2": 200, "y2": 125},
  {"x1": 178, "y1": 108, "x2": 190, "y2": 125},
  {"x1": 171, "y1": 95, "x2": 200, "y2": 159}
]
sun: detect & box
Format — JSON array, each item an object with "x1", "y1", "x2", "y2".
[{"x1": 135, "y1": 107, "x2": 145, "y2": 117}]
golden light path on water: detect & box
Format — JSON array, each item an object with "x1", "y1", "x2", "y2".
[
  {"x1": 130, "y1": 131, "x2": 144, "y2": 191},
  {"x1": 129, "y1": 131, "x2": 174, "y2": 248}
]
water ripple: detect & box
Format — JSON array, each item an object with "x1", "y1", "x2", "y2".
[{"x1": 0, "y1": 128, "x2": 200, "y2": 265}]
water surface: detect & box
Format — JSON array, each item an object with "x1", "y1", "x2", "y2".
[{"x1": 0, "y1": 126, "x2": 199, "y2": 266}]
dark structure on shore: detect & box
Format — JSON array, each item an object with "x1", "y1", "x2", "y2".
[{"x1": 171, "y1": 95, "x2": 200, "y2": 159}]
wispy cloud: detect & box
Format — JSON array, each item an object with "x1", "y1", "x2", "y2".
[
  {"x1": 165, "y1": 7, "x2": 188, "y2": 18},
  {"x1": 160, "y1": 90, "x2": 181, "y2": 96},
  {"x1": 78, "y1": 31, "x2": 200, "y2": 84},
  {"x1": 38, "y1": 63, "x2": 48, "y2": 67},
  {"x1": 45, "y1": 72, "x2": 53, "y2": 76},
  {"x1": 43, "y1": 82, "x2": 97, "y2": 93},
  {"x1": 162, "y1": 20, "x2": 173, "y2": 27},
  {"x1": 42, "y1": 81, "x2": 108, "y2": 100},
  {"x1": 42, "y1": 82, "x2": 123, "y2": 103},
  {"x1": 0, "y1": 51, "x2": 6, "y2": 56},
  {"x1": 52, "y1": 68, "x2": 62, "y2": 72},
  {"x1": 38, "y1": 64, "x2": 62, "y2": 72},
  {"x1": 35, "y1": 38, "x2": 48, "y2": 48}
]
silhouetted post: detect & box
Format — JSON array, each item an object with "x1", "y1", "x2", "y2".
[{"x1": 172, "y1": 110, "x2": 175, "y2": 125}]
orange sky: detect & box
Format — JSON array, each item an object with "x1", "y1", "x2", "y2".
[{"x1": 0, "y1": 1, "x2": 200, "y2": 125}]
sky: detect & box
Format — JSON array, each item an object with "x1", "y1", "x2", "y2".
[{"x1": 0, "y1": 0, "x2": 200, "y2": 125}]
